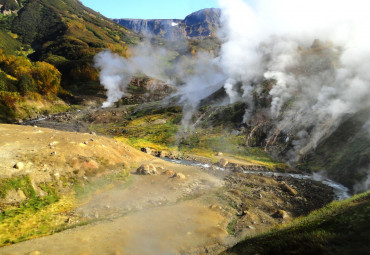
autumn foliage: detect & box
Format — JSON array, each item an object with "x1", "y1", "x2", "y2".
[{"x1": 0, "y1": 49, "x2": 61, "y2": 95}]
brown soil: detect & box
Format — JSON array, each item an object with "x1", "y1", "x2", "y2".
[
  {"x1": 0, "y1": 124, "x2": 151, "y2": 181},
  {"x1": 0, "y1": 110, "x2": 334, "y2": 254}
]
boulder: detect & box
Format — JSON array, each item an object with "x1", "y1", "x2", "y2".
[
  {"x1": 273, "y1": 209, "x2": 290, "y2": 220},
  {"x1": 218, "y1": 158, "x2": 229, "y2": 168},
  {"x1": 159, "y1": 150, "x2": 170, "y2": 158},
  {"x1": 81, "y1": 159, "x2": 99, "y2": 170},
  {"x1": 152, "y1": 119, "x2": 167, "y2": 125},
  {"x1": 162, "y1": 170, "x2": 175, "y2": 176},
  {"x1": 136, "y1": 164, "x2": 157, "y2": 175},
  {"x1": 169, "y1": 151, "x2": 181, "y2": 159},
  {"x1": 14, "y1": 162, "x2": 24, "y2": 170},
  {"x1": 172, "y1": 172, "x2": 186, "y2": 180},
  {"x1": 280, "y1": 182, "x2": 298, "y2": 196},
  {"x1": 141, "y1": 147, "x2": 154, "y2": 155},
  {"x1": 1, "y1": 189, "x2": 27, "y2": 204},
  {"x1": 27, "y1": 251, "x2": 41, "y2": 255}
]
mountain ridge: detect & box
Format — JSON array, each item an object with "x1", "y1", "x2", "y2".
[{"x1": 113, "y1": 8, "x2": 221, "y2": 40}]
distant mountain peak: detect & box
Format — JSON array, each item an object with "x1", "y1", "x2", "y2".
[{"x1": 113, "y1": 8, "x2": 221, "y2": 40}]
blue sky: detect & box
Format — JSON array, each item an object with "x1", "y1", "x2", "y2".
[{"x1": 80, "y1": 0, "x2": 219, "y2": 19}]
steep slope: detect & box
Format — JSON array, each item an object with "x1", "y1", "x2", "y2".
[
  {"x1": 0, "y1": 0, "x2": 142, "y2": 122},
  {"x1": 0, "y1": 123, "x2": 152, "y2": 245},
  {"x1": 300, "y1": 109, "x2": 370, "y2": 191},
  {"x1": 114, "y1": 19, "x2": 184, "y2": 40},
  {"x1": 183, "y1": 8, "x2": 221, "y2": 37},
  {"x1": 0, "y1": 0, "x2": 140, "y2": 93},
  {"x1": 114, "y1": 8, "x2": 221, "y2": 39},
  {"x1": 221, "y1": 191, "x2": 370, "y2": 255}
]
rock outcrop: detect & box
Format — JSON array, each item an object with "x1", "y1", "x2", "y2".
[
  {"x1": 136, "y1": 164, "x2": 158, "y2": 175},
  {"x1": 113, "y1": 19, "x2": 185, "y2": 40},
  {"x1": 113, "y1": 8, "x2": 221, "y2": 40}
]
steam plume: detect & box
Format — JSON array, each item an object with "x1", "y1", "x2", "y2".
[
  {"x1": 94, "y1": 43, "x2": 175, "y2": 108},
  {"x1": 218, "y1": 0, "x2": 370, "y2": 162}
]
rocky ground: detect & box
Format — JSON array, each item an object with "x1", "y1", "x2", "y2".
[{"x1": 0, "y1": 107, "x2": 335, "y2": 255}]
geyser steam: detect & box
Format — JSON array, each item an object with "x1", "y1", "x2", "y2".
[
  {"x1": 94, "y1": 44, "x2": 173, "y2": 108},
  {"x1": 219, "y1": 0, "x2": 370, "y2": 162},
  {"x1": 94, "y1": 0, "x2": 370, "y2": 191}
]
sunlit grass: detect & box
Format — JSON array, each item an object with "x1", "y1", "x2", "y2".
[
  {"x1": 0, "y1": 193, "x2": 76, "y2": 246},
  {"x1": 0, "y1": 169, "x2": 131, "y2": 246},
  {"x1": 111, "y1": 109, "x2": 288, "y2": 169},
  {"x1": 221, "y1": 191, "x2": 370, "y2": 255}
]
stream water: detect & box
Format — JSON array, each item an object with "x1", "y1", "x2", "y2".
[
  {"x1": 163, "y1": 158, "x2": 350, "y2": 200},
  {"x1": 23, "y1": 114, "x2": 350, "y2": 201}
]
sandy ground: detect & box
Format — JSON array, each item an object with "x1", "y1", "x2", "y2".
[
  {"x1": 0, "y1": 124, "x2": 151, "y2": 179},
  {"x1": 0, "y1": 124, "x2": 230, "y2": 255},
  {"x1": 0, "y1": 124, "x2": 334, "y2": 255}
]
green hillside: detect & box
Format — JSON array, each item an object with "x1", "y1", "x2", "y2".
[
  {"x1": 222, "y1": 191, "x2": 370, "y2": 255},
  {"x1": 0, "y1": 0, "x2": 141, "y2": 122},
  {"x1": 0, "y1": 0, "x2": 140, "y2": 93}
]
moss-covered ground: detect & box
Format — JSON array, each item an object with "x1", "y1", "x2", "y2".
[
  {"x1": 221, "y1": 191, "x2": 370, "y2": 255},
  {"x1": 0, "y1": 169, "x2": 130, "y2": 246},
  {"x1": 90, "y1": 104, "x2": 288, "y2": 170}
]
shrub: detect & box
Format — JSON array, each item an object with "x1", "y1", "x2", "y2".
[
  {"x1": 17, "y1": 74, "x2": 37, "y2": 95},
  {"x1": 31, "y1": 61, "x2": 61, "y2": 95},
  {"x1": 0, "y1": 91, "x2": 20, "y2": 108},
  {"x1": 0, "y1": 0, "x2": 19, "y2": 11}
]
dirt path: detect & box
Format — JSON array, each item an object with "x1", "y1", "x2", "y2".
[
  {"x1": 1, "y1": 200, "x2": 228, "y2": 255},
  {"x1": 1, "y1": 156, "x2": 230, "y2": 255},
  {"x1": 0, "y1": 123, "x2": 335, "y2": 255}
]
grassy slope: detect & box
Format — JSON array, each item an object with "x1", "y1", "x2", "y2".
[
  {"x1": 0, "y1": 170, "x2": 130, "y2": 246},
  {"x1": 90, "y1": 103, "x2": 288, "y2": 170},
  {"x1": 300, "y1": 109, "x2": 370, "y2": 190},
  {"x1": 0, "y1": 0, "x2": 141, "y2": 122},
  {"x1": 0, "y1": 0, "x2": 140, "y2": 93},
  {"x1": 222, "y1": 191, "x2": 370, "y2": 255},
  {"x1": 0, "y1": 30, "x2": 23, "y2": 54},
  {"x1": 14, "y1": 0, "x2": 139, "y2": 54}
]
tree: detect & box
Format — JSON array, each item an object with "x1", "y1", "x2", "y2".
[
  {"x1": 31, "y1": 62, "x2": 61, "y2": 95},
  {"x1": 17, "y1": 74, "x2": 36, "y2": 95},
  {"x1": 2, "y1": 0, "x2": 19, "y2": 11},
  {"x1": 0, "y1": 55, "x2": 32, "y2": 78}
]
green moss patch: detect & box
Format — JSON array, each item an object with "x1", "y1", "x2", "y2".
[{"x1": 221, "y1": 191, "x2": 370, "y2": 255}]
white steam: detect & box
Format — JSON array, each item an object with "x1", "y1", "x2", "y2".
[
  {"x1": 94, "y1": 51, "x2": 133, "y2": 108},
  {"x1": 176, "y1": 53, "x2": 226, "y2": 130},
  {"x1": 94, "y1": 44, "x2": 175, "y2": 108},
  {"x1": 353, "y1": 164, "x2": 370, "y2": 193},
  {"x1": 218, "y1": 0, "x2": 370, "y2": 162},
  {"x1": 94, "y1": 0, "x2": 370, "y2": 171},
  {"x1": 94, "y1": 44, "x2": 226, "y2": 132}
]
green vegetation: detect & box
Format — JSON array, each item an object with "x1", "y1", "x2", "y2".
[
  {"x1": 92, "y1": 104, "x2": 288, "y2": 169},
  {"x1": 0, "y1": 168, "x2": 131, "y2": 246},
  {"x1": 11, "y1": 0, "x2": 138, "y2": 91},
  {"x1": 227, "y1": 218, "x2": 238, "y2": 235},
  {"x1": 0, "y1": 0, "x2": 144, "y2": 121},
  {"x1": 0, "y1": 0, "x2": 20, "y2": 11},
  {"x1": 300, "y1": 109, "x2": 370, "y2": 189},
  {"x1": 0, "y1": 30, "x2": 23, "y2": 54},
  {"x1": 0, "y1": 49, "x2": 72, "y2": 122},
  {"x1": 221, "y1": 191, "x2": 370, "y2": 255},
  {"x1": 0, "y1": 175, "x2": 65, "y2": 245},
  {"x1": 0, "y1": 0, "x2": 140, "y2": 99}
]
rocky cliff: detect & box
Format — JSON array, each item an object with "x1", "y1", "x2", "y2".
[
  {"x1": 114, "y1": 19, "x2": 185, "y2": 40},
  {"x1": 113, "y1": 8, "x2": 221, "y2": 39}
]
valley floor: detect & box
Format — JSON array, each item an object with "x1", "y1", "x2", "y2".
[{"x1": 0, "y1": 105, "x2": 336, "y2": 254}]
